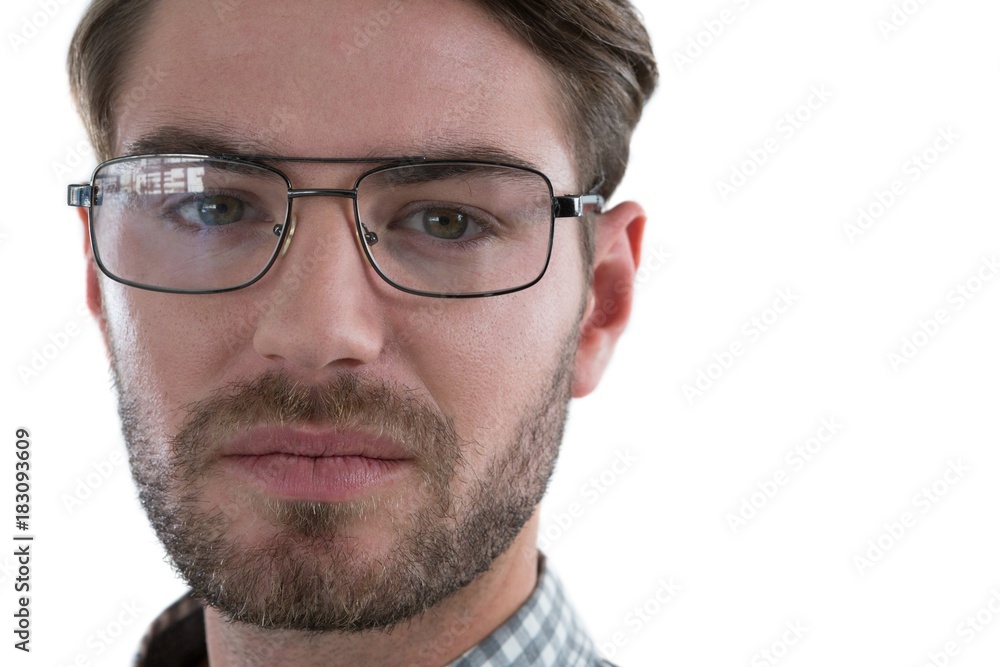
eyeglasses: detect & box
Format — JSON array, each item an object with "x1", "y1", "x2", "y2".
[{"x1": 66, "y1": 154, "x2": 604, "y2": 298}]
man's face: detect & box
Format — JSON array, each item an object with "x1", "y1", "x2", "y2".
[{"x1": 93, "y1": 0, "x2": 595, "y2": 631}]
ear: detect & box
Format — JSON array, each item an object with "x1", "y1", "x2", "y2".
[
  {"x1": 78, "y1": 206, "x2": 108, "y2": 340},
  {"x1": 572, "y1": 200, "x2": 646, "y2": 398}
]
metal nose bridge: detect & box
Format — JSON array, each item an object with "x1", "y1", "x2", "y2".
[
  {"x1": 287, "y1": 188, "x2": 357, "y2": 199},
  {"x1": 281, "y1": 187, "x2": 379, "y2": 250}
]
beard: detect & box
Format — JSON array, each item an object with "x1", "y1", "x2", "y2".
[{"x1": 111, "y1": 334, "x2": 577, "y2": 633}]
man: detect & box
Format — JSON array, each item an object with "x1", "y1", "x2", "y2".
[{"x1": 66, "y1": 0, "x2": 657, "y2": 664}]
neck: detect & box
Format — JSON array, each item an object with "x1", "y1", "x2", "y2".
[{"x1": 204, "y1": 515, "x2": 540, "y2": 667}]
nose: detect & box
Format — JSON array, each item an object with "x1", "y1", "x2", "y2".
[{"x1": 252, "y1": 196, "x2": 386, "y2": 371}]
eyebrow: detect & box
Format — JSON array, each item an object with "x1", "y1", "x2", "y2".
[
  {"x1": 124, "y1": 126, "x2": 543, "y2": 171},
  {"x1": 404, "y1": 141, "x2": 542, "y2": 172},
  {"x1": 124, "y1": 126, "x2": 287, "y2": 159},
  {"x1": 373, "y1": 163, "x2": 546, "y2": 190}
]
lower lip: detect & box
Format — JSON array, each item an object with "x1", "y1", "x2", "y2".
[{"x1": 220, "y1": 454, "x2": 412, "y2": 502}]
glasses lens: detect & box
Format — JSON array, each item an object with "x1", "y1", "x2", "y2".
[
  {"x1": 355, "y1": 163, "x2": 554, "y2": 296},
  {"x1": 90, "y1": 157, "x2": 289, "y2": 292}
]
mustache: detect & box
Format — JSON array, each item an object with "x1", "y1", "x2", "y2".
[{"x1": 169, "y1": 371, "x2": 463, "y2": 480}]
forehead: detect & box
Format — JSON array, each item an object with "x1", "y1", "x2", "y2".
[{"x1": 116, "y1": 0, "x2": 574, "y2": 183}]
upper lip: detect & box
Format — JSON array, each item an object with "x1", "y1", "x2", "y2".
[{"x1": 219, "y1": 424, "x2": 412, "y2": 460}]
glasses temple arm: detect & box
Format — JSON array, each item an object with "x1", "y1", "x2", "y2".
[
  {"x1": 67, "y1": 184, "x2": 92, "y2": 208},
  {"x1": 553, "y1": 193, "x2": 605, "y2": 218}
]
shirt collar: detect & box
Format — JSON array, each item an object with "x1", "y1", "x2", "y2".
[{"x1": 448, "y1": 554, "x2": 608, "y2": 667}]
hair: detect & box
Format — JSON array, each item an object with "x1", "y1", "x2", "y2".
[
  {"x1": 67, "y1": 0, "x2": 159, "y2": 162},
  {"x1": 68, "y1": 0, "x2": 658, "y2": 264},
  {"x1": 471, "y1": 1, "x2": 658, "y2": 197}
]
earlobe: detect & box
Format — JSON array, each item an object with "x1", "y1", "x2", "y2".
[{"x1": 571, "y1": 201, "x2": 646, "y2": 398}]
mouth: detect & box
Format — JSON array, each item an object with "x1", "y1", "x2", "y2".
[{"x1": 218, "y1": 425, "x2": 415, "y2": 502}]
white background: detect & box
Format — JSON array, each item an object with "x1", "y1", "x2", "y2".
[{"x1": 3, "y1": 0, "x2": 1000, "y2": 665}]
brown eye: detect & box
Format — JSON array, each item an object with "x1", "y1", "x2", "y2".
[{"x1": 422, "y1": 208, "x2": 469, "y2": 239}]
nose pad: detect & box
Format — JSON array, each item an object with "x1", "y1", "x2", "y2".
[
  {"x1": 361, "y1": 223, "x2": 378, "y2": 247},
  {"x1": 278, "y1": 214, "x2": 297, "y2": 258}
]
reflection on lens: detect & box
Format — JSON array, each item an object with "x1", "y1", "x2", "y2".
[{"x1": 90, "y1": 157, "x2": 289, "y2": 293}]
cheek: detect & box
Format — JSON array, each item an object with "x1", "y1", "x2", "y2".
[
  {"x1": 102, "y1": 280, "x2": 247, "y2": 420},
  {"x1": 398, "y1": 226, "x2": 585, "y2": 445}
]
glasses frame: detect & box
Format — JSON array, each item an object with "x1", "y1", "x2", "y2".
[{"x1": 67, "y1": 153, "x2": 605, "y2": 298}]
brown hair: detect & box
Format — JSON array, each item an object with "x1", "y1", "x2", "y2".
[
  {"x1": 68, "y1": 0, "x2": 657, "y2": 259},
  {"x1": 472, "y1": 0, "x2": 658, "y2": 199},
  {"x1": 67, "y1": 0, "x2": 159, "y2": 162}
]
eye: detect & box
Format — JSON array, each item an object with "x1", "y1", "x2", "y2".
[
  {"x1": 402, "y1": 206, "x2": 485, "y2": 240},
  {"x1": 177, "y1": 194, "x2": 248, "y2": 227}
]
